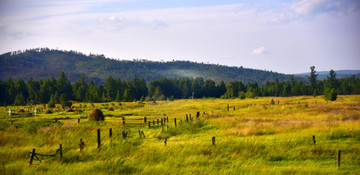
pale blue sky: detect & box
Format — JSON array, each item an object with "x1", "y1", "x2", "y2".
[{"x1": 0, "y1": 0, "x2": 359, "y2": 74}]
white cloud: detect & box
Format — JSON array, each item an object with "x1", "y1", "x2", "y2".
[
  {"x1": 252, "y1": 46, "x2": 271, "y2": 55},
  {"x1": 271, "y1": 0, "x2": 360, "y2": 23}
]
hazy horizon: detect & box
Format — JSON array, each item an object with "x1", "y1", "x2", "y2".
[{"x1": 1, "y1": 0, "x2": 359, "y2": 74}]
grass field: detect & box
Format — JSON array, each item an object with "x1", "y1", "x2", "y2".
[{"x1": 0, "y1": 95, "x2": 359, "y2": 174}]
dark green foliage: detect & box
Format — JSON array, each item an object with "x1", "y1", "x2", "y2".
[
  {"x1": 270, "y1": 99, "x2": 275, "y2": 105},
  {"x1": 0, "y1": 50, "x2": 360, "y2": 105},
  {"x1": 59, "y1": 94, "x2": 72, "y2": 109},
  {"x1": 0, "y1": 48, "x2": 292, "y2": 84},
  {"x1": 307, "y1": 66, "x2": 318, "y2": 95},
  {"x1": 47, "y1": 94, "x2": 56, "y2": 108},
  {"x1": 324, "y1": 88, "x2": 337, "y2": 101},
  {"x1": 14, "y1": 93, "x2": 25, "y2": 106}
]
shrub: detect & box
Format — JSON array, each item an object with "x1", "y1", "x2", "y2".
[
  {"x1": 270, "y1": 99, "x2": 275, "y2": 105},
  {"x1": 324, "y1": 88, "x2": 337, "y2": 101}
]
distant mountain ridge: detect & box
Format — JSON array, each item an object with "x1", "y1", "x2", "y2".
[
  {"x1": 2, "y1": 48, "x2": 293, "y2": 84},
  {"x1": 296, "y1": 70, "x2": 360, "y2": 80}
]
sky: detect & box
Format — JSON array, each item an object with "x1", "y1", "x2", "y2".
[{"x1": 0, "y1": 0, "x2": 359, "y2": 74}]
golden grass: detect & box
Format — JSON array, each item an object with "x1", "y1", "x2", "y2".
[{"x1": 0, "y1": 95, "x2": 359, "y2": 174}]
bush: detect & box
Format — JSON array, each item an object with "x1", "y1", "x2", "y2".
[
  {"x1": 324, "y1": 88, "x2": 337, "y2": 101},
  {"x1": 270, "y1": 99, "x2": 275, "y2": 105}
]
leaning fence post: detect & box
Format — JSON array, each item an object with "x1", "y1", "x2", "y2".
[
  {"x1": 59, "y1": 144, "x2": 63, "y2": 159},
  {"x1": 212, "y1": 137, "x2": 215, "y2": 146},
  {"x1": 29, "y1": 148, "x2": 36, "y2": 166},
  {"x1": 109, "y1": 128, "x2": 112, "y2": 138},
  {"x1": 174, "y1": 118, "x2": 177, "y2": 127},
  {"x1": 97, "y1": 129, "x2": 101, "y2": 148},
  {"x1": 312, "y1": 135, "x2": 316, "y2": 145},
  {"x1": 337, "y1": 150, "x2": 341, "y2": 169}
]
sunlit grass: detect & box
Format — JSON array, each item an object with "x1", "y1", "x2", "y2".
[{"x1": 0, "y1": 95, "x2": 359, "y2": 174}]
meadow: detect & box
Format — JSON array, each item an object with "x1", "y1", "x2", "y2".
[{"x1": 0, "y1": 95, "x2": 359, "y2": 174}]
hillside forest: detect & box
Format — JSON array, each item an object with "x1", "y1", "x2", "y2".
[{"x1": 1, "y1": 67, "x2": 359, "y2": 107}]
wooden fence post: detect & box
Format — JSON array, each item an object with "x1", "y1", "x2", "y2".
[
  {"x1": 164, "y1": 138, "x2": 167, "y2": 146},
  {"x1": 79, "y1": 139, "x2": 84, "y2": 152},
  {"x1": 97, "y1": 129, "x2": 101, "y2": 148},
  {"x1": 142, "y1": 131, "x2": 145, "y2": 138},
  {"x1": 312, "y1": 135, "x2": 316, "y2": 145},
  {"x1": 174, "y1": 118, "x2": 177, "y2": 127},
  {"x1": 212, "y1": 137, "x2": 215, "y2": 146},
  {"x1": 186, "y1": 114, "x2": 188, "y2": 123},
  {"x1": 196, "y1": 112, "x2": 200, "y2": 119},
  {"x1": 123, "y1": 121, "x2": 125, "y2": 126},
  {"x1": 29, "y1": 148, "x2": 36, "y2": 166},
  {"x1": 138, "y1": 130, "x2": 142, "y2": 138},
  {"x1": 227, "y1": 104, "x2": 229, "y2": 111},
  {"x1": 337, "y1": 150, "x2": 341, "y2": 169},
  {"x1": 59, "y1": 144, "x2": 63, "y2": 159},
  {"x1": 109, "y1": 128, "x2": 112, "y2": 138},
  {"x1": 144, "y1": 117, "x2": 147, "y2": 123},
  {"x1": 122, "y1": 117, "x2": 125, "y2": 121},
  {"x1": 78, "y1": 119, "x2": 80, "y2": 123},
  {"x1": 167, "y1": 117, "x2": 169, "y2": 122},
  {"x1": 122, "y1": 131, "x2": 127, "y2": 139},
  {"x1": 148, "y1": 121, "x2": 151, "y2": 129}
]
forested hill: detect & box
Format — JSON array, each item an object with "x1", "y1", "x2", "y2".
[{"x1": 0, "y1": 48, "x2": 292, "y2": 84}]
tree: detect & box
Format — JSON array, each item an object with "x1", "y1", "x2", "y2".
[
  {"x1": 59, "y1": 94, "x2": 72, "y2": 109},
  {"x1": 326, "y1": 69, "x2": 339, "y2": 90},
  {"x1": 48, "y1": 94, "x2": 56, "y2": 108},
  {"x1": 14, "y1": 93, "x2": 25, "y2": 106},
  {"x1": 73, "y1": 73, "x2": 87, "y2": 101},
  {"x1": 105, "y1": 75, "x2": 116, "y2": 100},
  {"x1": 57, "y1": 72, "x2": 73, "y2": 100},
  {"x1": 115, "y1": 90, "x2": 122, "y2": 102},
  {"x1": 324, "y1": 69, "x2": 338, "y2": 101},
  {"x1": 307, "y1": 66, "x2": 318, "y2": 95},
  {"x1": 324, "y1": 88, "x2": 337, "y2": 101}
]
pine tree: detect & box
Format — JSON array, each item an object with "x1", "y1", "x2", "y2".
[{"x1": 307, "y1": 66, "x2": 318, "y2": 95}]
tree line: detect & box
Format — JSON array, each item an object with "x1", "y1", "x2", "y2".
[{"x1": 0, "y1": 67, "x2": 359, "y2": 107}]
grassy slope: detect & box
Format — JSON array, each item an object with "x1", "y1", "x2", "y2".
[{"x1": 0, "y1": 95, "x2": 359, "y2": 174}]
